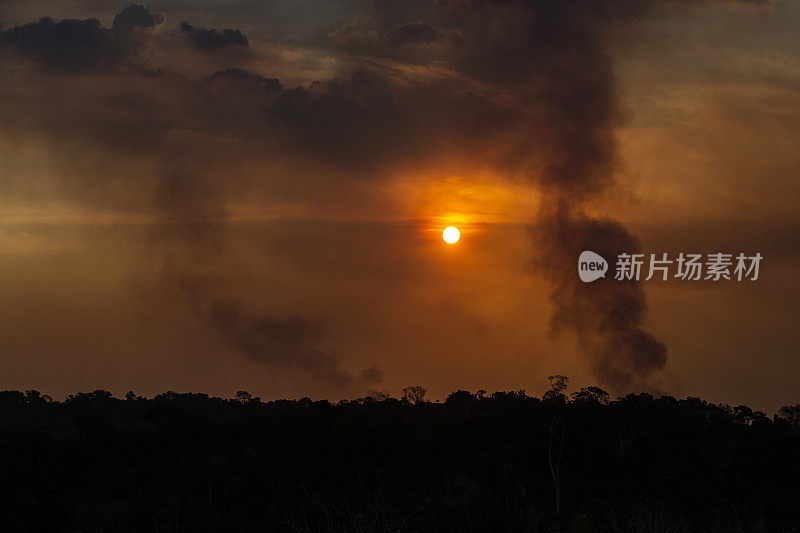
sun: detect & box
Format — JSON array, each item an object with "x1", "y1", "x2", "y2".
[{"x1": 442, "y1": 226, "x2": 460, "y2": 244}]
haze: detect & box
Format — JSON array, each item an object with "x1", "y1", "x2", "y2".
[{"x1": 0, "y1": 0, "x2": 798, "y2": 411}]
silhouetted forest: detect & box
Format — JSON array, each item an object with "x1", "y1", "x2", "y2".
[{"x1": 2, "y1": 378, "x2": 799, "y2": 531}]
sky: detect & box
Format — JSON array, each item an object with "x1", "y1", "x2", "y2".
[{"x1": 0, "y1": 0, "x2": 798, "y2": 411}]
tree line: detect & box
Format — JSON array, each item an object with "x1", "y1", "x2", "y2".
[{"x1": 1, "y1": 378, "x2": 799, "y2": 531}]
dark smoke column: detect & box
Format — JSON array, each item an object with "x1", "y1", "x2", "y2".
[
  {"x1": 532, "y1": 208, "x2": 667, "y2": 392},
  {"x1": 512, "y1": 1, "x2": 668, "y2": 392}
]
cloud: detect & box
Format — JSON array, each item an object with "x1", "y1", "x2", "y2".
[
  {"x1": 205, "y1": 68, "x2": 282, "y2": 92},
  {"x1": 328, "y1": 16, "x2": 462, "y2": 62},
  {"x1": 328, "y1": 16, "x2": 380, "y2": 49},
  {"x1": 0, "y1": 17, "x2": 118, "y2": 72},
  {"x1": 0, "y1": 3, "x2": 165, "y2": 72},
  {"x1": 112, "y1": 3, "x2": 166, "y2": 34},
  {"x1": 387, "y1": 21, "x2": 462, "y2": 48},
  {"x1": 180, "y1": 21, "x2": 249, "y2": 48}
]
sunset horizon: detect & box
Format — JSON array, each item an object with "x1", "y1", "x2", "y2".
[{"x1": 1, "y1": 0, "x2": 799, "y2": 528}]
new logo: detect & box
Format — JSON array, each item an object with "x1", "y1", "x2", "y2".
[{"x1": 578, "y1": 250, "x2": 608, "y2": 282}]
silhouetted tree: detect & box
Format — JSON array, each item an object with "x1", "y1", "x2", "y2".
[
  {"x1": 444, "y1": 389, "x2": 477, "y2": 411},
  {"x1": 777, "y1": 403, "x2": 800, "y2": 429},
  {"x1": 24, "y1": 389, "x2": 42, "y2": 403},
  {"x1": 543, "y1": 375, "x2": 569, "y2": 402},
  {"x1": 571, "y1": 386, "x2": 610, "y2": 405},
  {"x1": 358, "y1": 391, "x2": 391, "y2": 403},
  {"x1": 235, "y1": 390, "x2": 252, "y2": 402},
  {"x1": 401, "y1": 385, "x2": 427, "y2": 405}
]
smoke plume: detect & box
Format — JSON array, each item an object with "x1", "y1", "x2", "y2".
[
  {"x1": 149, "y1": 127, "x2": 381, "y2": 393},
  {"x1": 0, "y1": 0, "x2": 770, "y2": 394}
]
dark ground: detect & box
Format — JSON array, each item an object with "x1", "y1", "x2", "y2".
[{"x1": 1, "y1": 384, "x2": 799, "y2": 532}]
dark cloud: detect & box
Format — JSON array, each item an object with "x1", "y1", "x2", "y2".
[
  {"x1": 328, "y1": 16, "x2": 462, "y2": 61},
  {"x1": 387, "y1": 21, "x2": 462, "y2": 48},
  {"x1": 180, "y1": 21, "x2": 248, "y2": 48},
  {"x1": 0, "y1": 17, "x2": 118, "y2": 72},
  {"x1": 268, "y1": 75, "x2": 412, "y2": 168},
  {"x1": 327, "y1": 16, "x2": 380, "y2": 50},
  {"x1": 112, "y1": 3, "x2": 166, "y2": 34},
  {"x1": 205, "y1": 68, "x2": 282, "y2": 92},
  {"x1": 0, "y1": 3, "x2": 164, "y2": 72}
]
